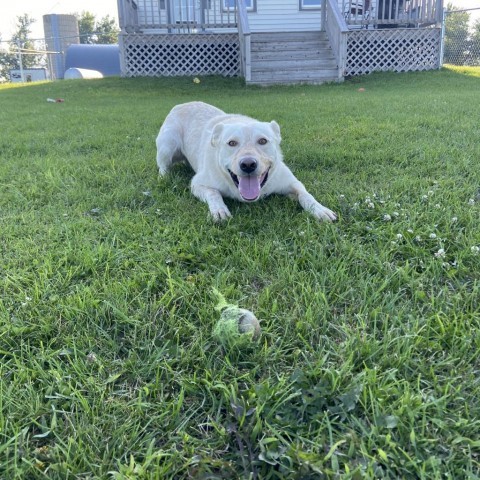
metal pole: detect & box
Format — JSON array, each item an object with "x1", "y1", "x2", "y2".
[
  {"x1": 17, "y1": 39, "x2": 25, "y2": 82},
  {"x1": 439, "y1": 7, "x2": 446, "y2": 68}
]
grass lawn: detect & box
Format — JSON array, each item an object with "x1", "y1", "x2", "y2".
[{"x1": 1, "y1": 66, "x2": 479, "y2": 479}]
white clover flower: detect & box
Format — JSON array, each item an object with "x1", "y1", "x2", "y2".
[
  {"x1": 415, "y1": 236, "x2": 422, "y2": 242},
  {"x1": 471, "y1": 246, "x2": 480, "y2": 255},
  {"x1": 407, "y1": 229, "x2": 414, "y2": 234},
  {"x1": 353, "y1": 202, "x2": 360, "y2": 208},
  {"x1": 451, "y1": 217, "x2": 458, "y2": 223},
  {"x1": 393, "y1": 211, "x2": 400, "y2": 218},
  {"x1": 339, "y1": 194, "x2": 345, "y2": 199},
  {"x1": 383, "y1": 214, "x2": 392, "y2": 221},
  {"x1": 421, "y1": 195, "x2": 428, "y2": 201},
  {"x1": 86, "y1": 352, "x2": 98, "y2": 363},
  {"x1": 435, "y1": 248, "x2": 446, "y2": 258},
  {"x1": 365, "y1": 197, "x2": 372, "y2": 204},
  {"x1": 429, "y1": 233, "x2": 437, "y2": 239},
  {"x1": 367, "y1": 202, "x2": 375, "y2": 209},
  {"x1": 396, "y1": 233, "x2": 403, "y2": 240},
  {"x1": 21, "y1": 296, "x2": 32, "y2": 307},
  {"x1": 468, "y1": 198, "x2": 475, "y2": 206}
]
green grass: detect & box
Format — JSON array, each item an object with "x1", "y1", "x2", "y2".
[{"x1": 1, "y1": 66, "x2": 479, "y2": 479}]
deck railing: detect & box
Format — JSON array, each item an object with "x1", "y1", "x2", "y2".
[
  {"x1": 118, "y1": 0, "x2": 139, "y2": 32},
  {"x1": 118, "y1": 0, "x2": 443, "y2": 33},
  {"x1": 117, "y1": 0, "x2": 237, "y2": 33},
  {"x1": 341, "y1": 0, "x2": 443, "y2": 27}
]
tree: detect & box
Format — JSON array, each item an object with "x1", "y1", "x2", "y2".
[
  {"x1": 95, "y1": 16, "x2": 118, "y2": 44},
  {"x1": 470, "y1": 19, "x2": 480, "y2": 65},
  {"x1": 77, "y1": 11, "x2": 118, "y2": 44},
  {"x1": 77, "y1": 11, "x2": 96, "y2": 44},
  {"x1": 0, "y1": 14, "x2": 42, "y2": 82},
  {"x1": 443, "y1": 4, "x2": 470, "y2": 65}
]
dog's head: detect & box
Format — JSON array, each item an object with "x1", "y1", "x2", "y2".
[{"x1": 211, "y1": 119, "x2": 282, "y2": 202}]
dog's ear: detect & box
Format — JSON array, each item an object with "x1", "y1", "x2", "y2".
[
  {"x1": 211, "y1": 123, "x2": 224, "y2": 147},
  {"x1": 270, "y1": 121, "x2": 281, "y2": 143}
]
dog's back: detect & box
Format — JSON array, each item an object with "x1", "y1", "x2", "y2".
[{"x1": 157, "y1": 102, "x2": 225, "y2": 173}]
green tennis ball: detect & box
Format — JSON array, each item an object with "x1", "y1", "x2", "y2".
[{"x1": 213, "y1": 306, "x2": 261, "y2": 348}]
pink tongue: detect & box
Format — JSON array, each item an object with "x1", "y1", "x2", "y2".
[{"x1": 238, "y1": 176, "x2": 261, "y2": 200}]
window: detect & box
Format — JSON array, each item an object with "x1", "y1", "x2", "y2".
[
  {"x1": 223, "y1": 0, "x2": 256, "y2": 11},
  {"x1": 300, "y1": 0, "x2": 321, "y2": 9}
]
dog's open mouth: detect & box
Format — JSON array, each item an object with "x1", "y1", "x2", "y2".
[{"x1": 229, "y1": 169, "x2": 269, "y2": 201}]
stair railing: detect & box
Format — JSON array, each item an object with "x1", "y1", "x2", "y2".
[
  {"x1": 236, "y1": 0, "x2": 251, "y2": 82},
  {"x1": 323, "y1": 0, "x2": 349, "y2": 80}
]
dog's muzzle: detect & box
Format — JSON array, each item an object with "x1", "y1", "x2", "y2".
[{"x1": 228, "y1": 165, "x2": 269, "y2": 202}]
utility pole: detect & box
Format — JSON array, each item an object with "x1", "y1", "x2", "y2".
[{"x1": 16, "y1": 39, "x2": 25, "y2": 82}]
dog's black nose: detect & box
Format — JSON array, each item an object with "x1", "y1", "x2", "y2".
[{"x1": 239, "y1": 157, "x2": 258, "y2": 174}]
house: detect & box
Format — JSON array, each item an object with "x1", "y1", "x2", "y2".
[{"x1": 116, "y1": 0, "x2": 444, "y2": 85}]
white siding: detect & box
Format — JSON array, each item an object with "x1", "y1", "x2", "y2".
[{"x1": 248, "y1": 1, "x2": 322, "y2": 32}]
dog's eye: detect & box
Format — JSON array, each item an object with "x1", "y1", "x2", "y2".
[
  {"x1": 258, "y1": 138, "x2": 268, "y2": 145},
  {"x1": 228, "y1": 140, "x2": 238, "y2": 147}
]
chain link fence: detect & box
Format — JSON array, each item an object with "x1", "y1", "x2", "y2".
[{"x1": 442, "y1": 7, "x2": 480, "y2": 66}]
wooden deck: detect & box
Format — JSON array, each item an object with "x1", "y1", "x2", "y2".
[{"x1": 117, "y1": 0, "x2": 444, "y2": 82}]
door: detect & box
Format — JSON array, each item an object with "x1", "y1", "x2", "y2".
[{"x1": 170, "y1": 0, "x2": 202, "y2": 29}]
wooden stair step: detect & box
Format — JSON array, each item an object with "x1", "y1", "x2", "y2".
[
  {"x1": 251, "y1": 50, "x2": 336, "y2": 61},
  {"x1": 251, "y1": 40, "x2": 332, "y2": 52},
  {"x1": 247, "y1": 30, "x2": 340, "y2": 86},
  {"x1": 250, "y1": 31, "x2": 329, "y2": 42}
]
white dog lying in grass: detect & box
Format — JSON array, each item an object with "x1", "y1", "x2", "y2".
[{"x1": 156, "y1": 101, "x2": 336, "y2": 222}]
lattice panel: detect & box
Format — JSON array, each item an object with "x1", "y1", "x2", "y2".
[
  {"x1": 121, "y1": 33, "x2": 240, "y2": 77},
  {"x1": 345, "y1": 28, "x2": 441, "y2": 76}
]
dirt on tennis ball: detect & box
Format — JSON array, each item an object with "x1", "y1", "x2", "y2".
[{"x1": 213, "y1": 306, "x2": 261, "y2": 347}]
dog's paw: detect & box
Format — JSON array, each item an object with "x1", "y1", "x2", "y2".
[
  {"x1": 211, "y1": 206, "x2": 232, "y2": 222},
  {"x1": 309, "y1": 203, "x2": 337, "y2": 222}
]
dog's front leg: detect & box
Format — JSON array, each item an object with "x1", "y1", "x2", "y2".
[
  {"x1": 191, "y1": 183, "x2": 232, "y2": 221},
  {"x1": 288, "y1": 181, "x2": 337, "y2": 222}
]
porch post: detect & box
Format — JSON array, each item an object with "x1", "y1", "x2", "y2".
[
  {"x1": 117, "y1": 0, "x2": 125, "y2": 31},
  {"x1": 439, "y1": 7, "x2": 446, "y2": 68},
  {"x1": 321, "y1": 0, "x2": 327, "y2": 31}
]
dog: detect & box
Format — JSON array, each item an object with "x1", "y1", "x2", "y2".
[{"x1": 156, "y1": 101, "x2": 336, "y2": 222}]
